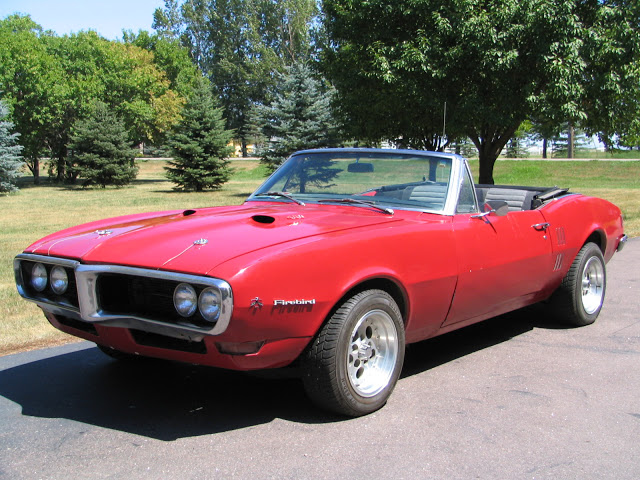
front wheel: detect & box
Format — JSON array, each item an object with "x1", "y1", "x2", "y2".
[
  {"x1": 549, "y1": 242, "x2": 606, "y2": 326},
  {"x1": 302, "y1": 289, "x2": 405, "y2": 417}
]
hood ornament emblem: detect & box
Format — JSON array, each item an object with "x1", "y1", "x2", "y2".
[
  {"x1": 193, "y1": 238, "x2": 208, "y2": 245},
  {"x1": 95, "y1": 230, "x2": 112, "y2": 236}
]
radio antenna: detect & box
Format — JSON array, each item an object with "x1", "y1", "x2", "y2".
[{"x1": 442, "y1": 101, "x2": 447, "y2": 140}]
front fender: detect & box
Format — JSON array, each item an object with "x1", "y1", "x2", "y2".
[{"x1": 211, "y1": 217, "x2": 458, "y2": 345}]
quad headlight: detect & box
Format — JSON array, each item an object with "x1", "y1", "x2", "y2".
[
  {"x1": 173, "y1": 283, "x2": 198, "y2": 317},
  {"x1": 50, "y1": 266, "x2": 69, "y2": 294},
  {"x1": 173, "y1": 283, "x2": 222, "y2": 322},
  {"x1": 31, "y1": 263, "x2": 48, "y2": 292},
  {"x1": 198, "y1": 287, "x2": 221, "y2": 322}
]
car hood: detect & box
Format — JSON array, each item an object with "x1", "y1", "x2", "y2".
[{"x1": 26, "y1": 203, "x2": 402, "y2": 275}]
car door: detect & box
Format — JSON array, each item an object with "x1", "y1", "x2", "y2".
[{"x1": 443, "y1": 186, "x2": 553, "y2": 327}]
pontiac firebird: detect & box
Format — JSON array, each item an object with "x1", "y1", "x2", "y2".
[{"x1": 14, "y1": 149, "x2": 627, "y2": 416}]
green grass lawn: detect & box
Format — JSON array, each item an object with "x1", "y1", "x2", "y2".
[{"x1": 1, "y1": 158, "x2": 638, "y2": 355}]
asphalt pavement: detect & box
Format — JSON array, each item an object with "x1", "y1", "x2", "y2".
[{"x1": 1, "y1": 238, "x2": 638, "y2": 480}]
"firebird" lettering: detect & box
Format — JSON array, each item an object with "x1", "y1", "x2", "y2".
[{"x1": 274, "y1": 299, "x2": 316, "y2": 306}]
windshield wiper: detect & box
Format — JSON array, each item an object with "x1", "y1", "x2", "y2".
[
  {"x1": 317, "y1": 198, "x2": 394, "y2": 215},
  {"x1": 255, "y1": 191, "x2": 305, "y2": 206}
]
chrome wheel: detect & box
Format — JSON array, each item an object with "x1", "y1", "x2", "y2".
[
  {"x1": 581, "y1": 256, "x2": 605, "y2": 314},
  {"x1": 548, "y1": 242, "x2": 606, "y2": 327},
  {"x1": 302, "y1": 289, "x2": 405, "y2": 416},
  {"x1": 347, "y1": 310, "x2": 399, "y2": 397}
]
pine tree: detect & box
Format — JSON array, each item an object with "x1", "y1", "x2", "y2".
[
  {"x1": 165, "y1": 79, "x2": 234, "y2": 191},
  {"x1": 0, "y1": 101, "x2": 24, "y2": 194},
  {"x1": 69, "y1": 102, "x2": 138, "y2": 188},
  {"x1": 251, "y1": 62, "x2": 340, "y2": 173}
]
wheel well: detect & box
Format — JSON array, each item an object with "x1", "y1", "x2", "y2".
[
  {"x1": 584, "y1": 230, "x2": 605, "y2": 253},
  {"x1": 334, "y1": 278, "x2": 408, "y2": 325}
]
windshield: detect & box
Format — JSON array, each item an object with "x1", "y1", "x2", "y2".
[{"x1": 249, "y1": 150, "x2": 456, "y2": 213}]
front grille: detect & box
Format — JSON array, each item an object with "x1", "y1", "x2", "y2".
[
  {"x1": 16, "y1": 254, "x2": 232, "y2": 337},
  {"x1": 97, "y1": 273, "x2": 215, "y2": 329},
  {"x1": 19, "y1": 260, "x2": 79, "y2": 309}
]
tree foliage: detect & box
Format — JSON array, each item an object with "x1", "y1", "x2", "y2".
[
  {"x1": 579, "y1": 0, "x2": 640, "y2": 149},
  {"x1": 165, "y1": 79, "x2": 234, "y2": 191},
  {"x1": 0, "y1": 101, "x2": 24, "y2": 194},
  {"x1": 251, "y1": 62, "x2": 340, "y2": 172},
  {"x1": 153, "y1": 0, "x2": 319, "y2": 155},
  {"x1": 0, "y1": 15, "x2": 62, "y2": 183},
  {"x1": 68, "y1": 102, "x2": 138, "y2": 188},
  {"x1": 0, "y1": 15, "x2": 197, "y2": 184},
  {"x1": 322, "y1": 0, "x2": 640, "y2": 183}
]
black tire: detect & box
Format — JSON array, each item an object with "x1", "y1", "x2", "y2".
[
  {"x1": 549, "y1": 242, "x2": 606, "y2": 326},
  {"x1": 96, "y1": 344, "x2": 141, "y2": 361},
  {"x1": 302, "y1": 289, "x2": 405, "y2": 417}
]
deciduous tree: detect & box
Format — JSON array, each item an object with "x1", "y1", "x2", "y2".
[
  {"x1": 0, "y1": 15, "x2": 190, "y2": 183},
  {"x1": 0, "y1": 15, "x2": 62, "y2": 184},
  {"x1": 153, "y1": 0, "x2": 318, "y2": 155},
  {"x1": 322, "y1": 0, "x2": 640, "y2": 183}
]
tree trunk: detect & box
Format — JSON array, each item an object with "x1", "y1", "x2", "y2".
[
  {"x1": 55, "y1": 155, "x2": 65, "y2": 182},
  {"x1": 542, "y1": 138, "x2": 548, "y2": 159},
  {"x1": 470, "y1": 124, "x2": 519, "y2": 185},
  {"x1": 478, "y1": 155, "x2": 498, "y2": 185},
  {"x1": 32, "y1": 157, "x2": 40, "y2": 185},
  {"x1": 567, "y1": 125, "x2": 575, "y2": 159}
]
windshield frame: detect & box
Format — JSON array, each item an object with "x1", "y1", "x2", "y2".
[{"x1": 247, "y1": 148, "x2": 470, "y2": 216}]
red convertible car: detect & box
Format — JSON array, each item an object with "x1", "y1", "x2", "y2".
[{"x1": 14, "y1": 149, "x2": 627, "y2": 416}]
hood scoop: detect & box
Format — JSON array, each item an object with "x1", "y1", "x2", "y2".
[
  {"x1": 183, "y1": 209, "x2": 197, "y2": 216},
  {"x1": 252, "y1": 214, "x2": 276, "y2": 224}
]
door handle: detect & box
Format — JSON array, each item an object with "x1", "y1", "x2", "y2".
[{"x1": 532, "y1": 222, "x2": 550, "y2": 231}]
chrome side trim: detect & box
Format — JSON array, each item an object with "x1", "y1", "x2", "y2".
[{"x1": 14, "y1": 253, "x2": 233, "y2": 337}]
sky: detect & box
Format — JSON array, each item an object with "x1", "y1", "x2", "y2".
[{"x1": 0, "y1": 0, "x2": 166, "y2": 40}]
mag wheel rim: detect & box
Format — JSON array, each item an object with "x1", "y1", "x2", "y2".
[
  {"x1": 581, "y1": 257, "x2": 604, "y2": 315},
  {"x1": 347, "y1": 309, "x2": 398, "y2": 398}
]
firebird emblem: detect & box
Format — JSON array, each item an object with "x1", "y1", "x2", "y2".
[
  {"x1": 250, "y1": 297, "x2": 264, "y2": 309},
  {"x1": 95, "y1": 230, "x2": 112, "y2": 236},
  {"x1": 193, "y1": 238, "x2": 208, "y2": 245}
]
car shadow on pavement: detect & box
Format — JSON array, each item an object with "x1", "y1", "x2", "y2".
[
  {"x1": 0, "y1": 306, "x2": 567, "y2": 441},
  {"x1": 402, "y1": 304, "x2": 566, "y2": 378}
]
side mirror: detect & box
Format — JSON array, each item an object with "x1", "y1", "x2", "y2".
[
  {"x1": 483, "y1": 200, "x2": 509, "y2": 217},
  {"x1": 472, "y1": 200, "x2": 509, "y2": 220}
]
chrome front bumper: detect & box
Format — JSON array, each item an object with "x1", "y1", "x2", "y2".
[
  {"x1": 14, "y1": 253, "x2": 233, "y2": 341},
  {"x1": 617, "y1": 234, "x2": 628, "y2": 252}
]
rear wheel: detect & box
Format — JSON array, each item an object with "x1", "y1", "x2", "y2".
[
  {"x1": 302, "y1": 289, "x2": 405, "y2": 417},
  {"x1": 549, "y1": 242, "x2": 606, "y2": 326}
]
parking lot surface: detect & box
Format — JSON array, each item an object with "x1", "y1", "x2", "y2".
[{"x1": 1, "y1": 239, "x2": 638, "y2": 479}]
